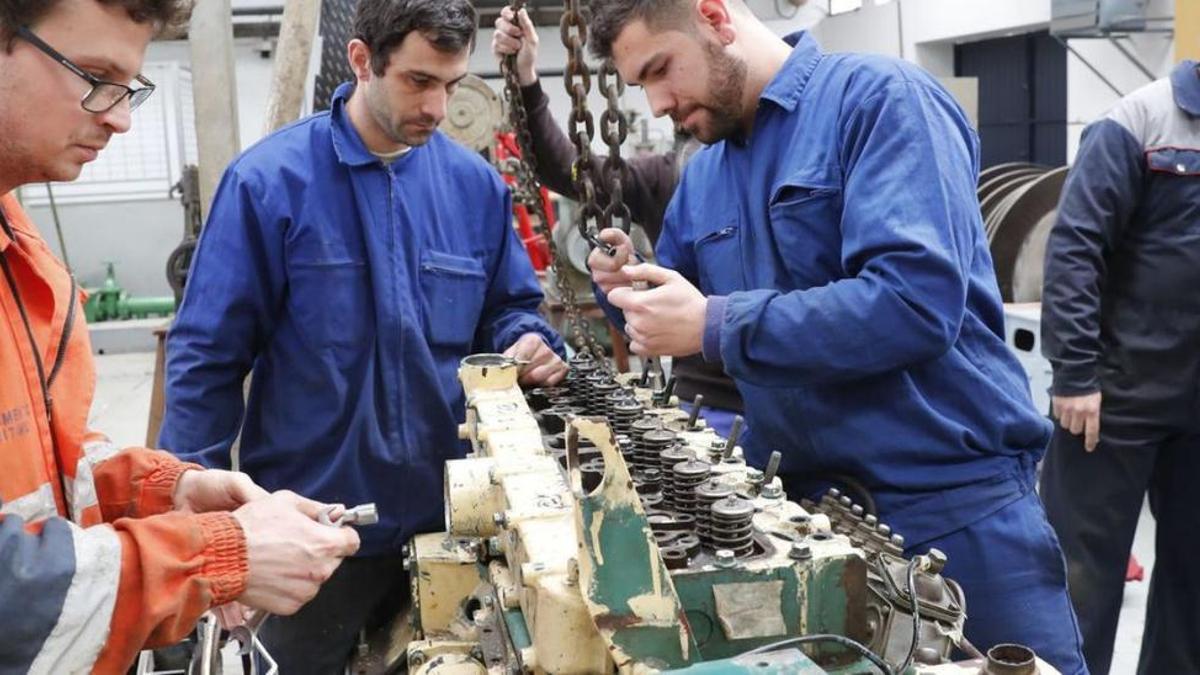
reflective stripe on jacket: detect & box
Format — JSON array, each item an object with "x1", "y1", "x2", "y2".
[{"x1": 0, "y1": 194, "x2": 248, "y2": 674}]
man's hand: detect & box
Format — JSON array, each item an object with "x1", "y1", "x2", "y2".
[
  {"x1": 607, "y1": 264, "x2": 707, "y2": 357},
  {"x1": 587, "y1": 228, "x2": 638, "y2": 295},
  {"x1": 492, "y1": 6, "x2": 539, "y2": 86},
  {"x1": 1052, "y1": 392, "x2": 1102, "y2": 452},
  {"x1": 212, "y1": 602, "x2": 252, "y2": 630},
  {"x1": 504, "y1": 333, "x2": 568, "y2": 386},
  {"x1": 173, "y1": 469, "x2": 269, "y2": 514},
  {"x1": 233, "y1": 491, "x2": 360, "y2": 616}
]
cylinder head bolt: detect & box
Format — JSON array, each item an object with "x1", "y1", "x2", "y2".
[{"x1": 721, "y1": 416, "x2": 745, "y2": 463}]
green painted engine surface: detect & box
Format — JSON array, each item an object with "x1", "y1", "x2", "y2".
[
  {"x1": 671, "y1": 552, "x2": 869, "y2": 664},
  {"x1": 662, "y1": 648, "x2": 828, "y2": 674}
]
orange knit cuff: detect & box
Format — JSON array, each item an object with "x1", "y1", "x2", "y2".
[
  {"x1": 141, "y1": 458, "x2": 205, "y2": 516},
  {"x1": 195, "y1": 512, "x2": 249, "y2": 606}
]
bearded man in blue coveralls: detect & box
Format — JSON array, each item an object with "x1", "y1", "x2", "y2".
[
  {"x1": 584, "y1": 1, "x2": 1088, "y2": 672},
  {"x1": 159, "y1": 0, "x2": 567, "y2": 670}
]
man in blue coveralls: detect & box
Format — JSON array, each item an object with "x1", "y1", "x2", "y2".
[
  {"x1": 584, "y1": 1, "x2": 1087, "y2": 672},
  {"x1": 159, "y1": 0, "x2": 566, "y2": 669}
]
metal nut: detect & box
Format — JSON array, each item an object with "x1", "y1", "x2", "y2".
[
  {"x1": 927, "y1": 548, "x2": 947, "y2": 575},
  {"x1": 714, "y1": 549, "x2": 736, "y2": 568},
  {"x1": 789, "y1": 542, "x2": 812, "y2": 560}
]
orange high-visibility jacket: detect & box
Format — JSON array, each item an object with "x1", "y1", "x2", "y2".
[{"x1": 0, "y1": 194, "x2": 248, "y2": 674}]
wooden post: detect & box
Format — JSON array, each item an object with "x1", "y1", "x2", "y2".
[
  {"x1": 188, "y1": 0, "x2": 240, "y2": 219},
  {"x1": 263, "y1": 0, "x2": 323, "y2": 134}
]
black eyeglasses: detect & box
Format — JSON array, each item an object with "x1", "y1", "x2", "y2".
[{"x1": 17, "y1": 26, "x2": 155, "y2": 114}]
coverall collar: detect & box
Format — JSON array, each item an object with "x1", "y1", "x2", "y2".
[
  {"x1": 328, "y1": 82, "x2": 386, "y2": 167},
  {"x1": 1171, "y1": 60, "x2": 1200, "y2": 117},
  {"x1": 759, "y1": 32, "x2": 824, "y2": 113}
]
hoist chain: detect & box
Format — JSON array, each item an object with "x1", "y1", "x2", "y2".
[
  {"x1": 501, "y1": 0, "x2": 608, "y2": 365},
  {"x1": 598, "y1": 60, "x2": 631, "y2": 234}
]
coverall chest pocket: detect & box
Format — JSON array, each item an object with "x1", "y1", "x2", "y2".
[
  {"x1": 419, "y1": 251, "x2": 487, "y2": 349},
  {"x1": 768, "y1": 182, "x2": 845, "y2": 287},
  {"x1": 289, "y1": 260, "x2": 371, "y2": 354},
  {"x1": 693, "y1": 222, "x2": 745, "y2": 294},
  {"x1": 1146, "y1": 148, "x2": 1200, "y2": 228}
]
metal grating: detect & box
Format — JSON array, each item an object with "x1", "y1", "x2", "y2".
[{"x1": 313, "y1": 0, "x2": 357, "y2": 112}]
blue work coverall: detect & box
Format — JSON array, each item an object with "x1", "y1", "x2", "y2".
[
  {"x1": 159, "y1": 83, "x2": 562, "y2": 669},
  {"x1": 608, "y1": 33, "x2": 1087, "y2": 672},
  {"x1": 1039, "y1": 61, "x2": 1200, "y2": 675}
]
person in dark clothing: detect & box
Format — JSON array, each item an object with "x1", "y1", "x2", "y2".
[
  {"x1": 1039, "y1": 60, "x2": 1200, "y2": 675},
  {"x1": 492, "y1": 6, "x2": 744, "y2": 429}
]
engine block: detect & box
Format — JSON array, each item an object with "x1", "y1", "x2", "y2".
[{"x1": 402, "y1": 354, "x2": 1055, "y2": 675}]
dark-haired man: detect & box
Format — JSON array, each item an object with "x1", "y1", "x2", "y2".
[
  {"x1": 491, "y1": 6, "x2": 746, "y2": 436},
  {"x1": 1, "y1": 1, "x2": 360, "y2": 672},
  {"x1": 584, "y1": 1, "x2": 1087, "y2": 672},
  {"x1": 161, "y1": 0, "x2": 566, "y2": 668}
]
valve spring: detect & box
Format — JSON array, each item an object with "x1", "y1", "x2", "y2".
[
  {"x1": 616, "y1": 436, "x2": 636, "y2": 463},
  {"x1": 641, "y1": 429, "x2": 678, "y2": 481},
  {"x1": 671, "y1": 459, "x2": 711, "y2": 525},
  {"x1": 659, "y1": 445, "x2": 691, "y2": 510},
  {"x1": 605, "y1": 389, "x2": 632, "y2": 424},
  {"x1": 567, "y1": 357, "x2": 599, "y2": 403},
  {"x1": 610, "y1": 398, "x2": 643, "y2": 438},
  {"x1": 634, "y1": 467, "x2": 663, "y2": 497},
  {"x1": 710, "y1": 496, "x2": 756, "y2": 558},
  {"x1": 630, "y1": 417, "x2": 662, "y2": 472},
  {"x1": 695, "y1": 480, "x2": 735, "y2": 547},
  {"x1": 589, "y1": 377, "x2": 619, "y2": 417}
]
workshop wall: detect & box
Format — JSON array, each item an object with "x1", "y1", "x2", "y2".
[{"x1": 812, "y1": 0, "x2": 1177, "y2": 161}]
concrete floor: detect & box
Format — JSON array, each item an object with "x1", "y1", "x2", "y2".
[{"x1": 91, "y1": 350, "x2": 1157, "y2": 673}]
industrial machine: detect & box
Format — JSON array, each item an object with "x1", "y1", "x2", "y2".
[{"x1": 402, "y1": 354, "x2": 1057, "y2": 675}]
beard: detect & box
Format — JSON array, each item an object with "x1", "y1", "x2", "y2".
[
  {"x1": 364, "y1": 81, "x2": 438, "y2": 149},
  {"x1": 687, "y1": 39, "x2": 748, "y2": 144}
]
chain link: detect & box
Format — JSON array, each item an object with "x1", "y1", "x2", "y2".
[
  {"x1": 598, "y1": 60, "x2": 631, "y2": 234},
  {"x1": 501, "y1": 0, "x2": 607, "y2": 365}
]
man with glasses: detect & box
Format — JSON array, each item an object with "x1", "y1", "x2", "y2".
[{"x1": 0, "y1": 2, "x2": 360, "y2": 672}]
